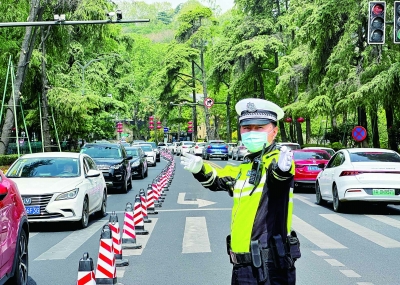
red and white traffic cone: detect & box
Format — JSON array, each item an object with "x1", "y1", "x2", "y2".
[
  {"x1": 134, "y1": 195, "x2": 149, "y2": 235},
  {"x1": 146, "y1": 186, "x2": 158, "y2": 215},
  {"x1": 139, "y1": 189, "x2": 151, "y2": 223},
  {"x1": 95, "y1": 225, "x2": 117, "y2": 285},
  {"x1": 121, "y1": 202, "x2": 142, "y2": 249},
  {"x1": 152, "y1": 183, "x2": 162, "y2": 207},
  {"x1": 109, "y1": 212, "x2": 129, "y2": 267},
  {"x1": 76, "y1": 252, "x2": 96, "y2": 285}
]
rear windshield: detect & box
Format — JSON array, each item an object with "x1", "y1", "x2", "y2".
[
  {"x1": 140, "y1": 145, "x2": 153, "y2": 152},
  {"x1": 210, "y1": 141, "x2": 225, "y2": 145},
  {"x1": 293, "y1": 151, "x2": 330, "y2": 160},
  {"x1": 125, "y1": 148, "x2": 139, "y2": 157},
  {"x1": 183, "y1": 142, "x2": 195, "y2": 146},
  {"x1": 350, "y1": 152, "x2": 400, "y2": 162}
]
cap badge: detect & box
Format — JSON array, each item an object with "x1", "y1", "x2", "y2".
[{"x1": 246, "y1": 102, "x2": 257, "y2": 112}]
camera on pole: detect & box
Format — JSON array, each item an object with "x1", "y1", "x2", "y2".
[{"x1": 367, "y1": 1, "x2": 386, "y2": 44}]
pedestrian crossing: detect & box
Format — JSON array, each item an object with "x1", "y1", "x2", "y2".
[{"x1": 28, "y1": 207, "x2": 400, "y2": 261}]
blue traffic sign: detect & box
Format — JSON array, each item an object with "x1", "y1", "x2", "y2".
[
  {"x1": 352, "y1": 126, "x2": 367, "y2": 142},
  {"x1": 164, "y1": 127, "x2": 169, "y2": 133}
]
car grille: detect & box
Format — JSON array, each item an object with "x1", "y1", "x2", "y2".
[
  {"x1": 97, "y1": 165, "x2": 110, "y2": 170},
  {"x1": 22, "y1": 194, "x2": 63, "y2": 219}
]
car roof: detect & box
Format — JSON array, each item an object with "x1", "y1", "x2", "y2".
[
  {"x1": 293, "y1": 149, "x2": 329, "y2": 153},
  {"x1": 277, "y1": 142, "x2": 300, "y2": 145},
  {"x1": 83, "y1": 143, "x2": 121, "y2": 148},
  {"x1": 303, "y1": 147, "x2": 334, "y2": 150},
  {"x1": 19, "y1": 152, "x2": 82, "y2": 158},
  {"x1": 344, "y1": 148, "x2": 395, "y2": 153},
  {"x1": 209, "y1": 140, "x2": 225, "y2": 143},
  {"x1": 125, "y1": 146, "x2": 141, "y2": 149}
]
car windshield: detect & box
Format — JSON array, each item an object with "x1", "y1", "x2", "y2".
[
  {"x1": 125, "y1": 148, "x2": 139, "y2": 157},
  {"x1": 145, "y1": 142, "x2": 156, "y2": 149},
  {"x1": 349, "y1": 152, "x2": 400, "y2": 162},
  {"x1": 81, "y1": 145, "x2": 122, "y2": 159},
  {"x1": 6, "y1": 157, "x2": 80, "y2": 178},
  {"x1": 293, "y1": 151, "x2": 330, "y2": 160},
  {"x1": 140, "y1": 145, "x2": 153, "y2": 152}
]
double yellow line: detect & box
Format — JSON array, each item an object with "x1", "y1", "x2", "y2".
[{"x1": 204, "y1": 161, "x2": 223, "y2": 169}]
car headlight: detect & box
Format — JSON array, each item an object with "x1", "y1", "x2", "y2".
[
  {"x1": 131, "y1": 161, "x2": 140, "y2": 167},
  {"x1": 56, "y1": 188, "x2": 79, "y2": 200},
  {"x1": 110, "y1": 163, "x2": 123, "y2": 169}
]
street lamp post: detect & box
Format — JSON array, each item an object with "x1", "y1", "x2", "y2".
[{"x1": 75, "y1": 58, "x2": 106, "y2": 96}]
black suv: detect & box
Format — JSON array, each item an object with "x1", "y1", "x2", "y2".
[{"x1": 80, "y1": 143, "x2": 133, "y2": 193}]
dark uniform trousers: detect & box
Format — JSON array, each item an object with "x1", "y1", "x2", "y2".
[{"x1": 231, "y1": 261, "x2": 296, "y2": 285}]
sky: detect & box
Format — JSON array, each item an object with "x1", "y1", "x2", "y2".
[{"x1": 140, "y1": 0, "x2": 235, "y2": 13}]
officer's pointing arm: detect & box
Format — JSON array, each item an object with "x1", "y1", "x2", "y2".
[
  {"x1": 269, "y1": 146, "x2": 295, "y2": 185},
  {"x1": 181, "y1": 152, "x2": 239, "y2": 195}
]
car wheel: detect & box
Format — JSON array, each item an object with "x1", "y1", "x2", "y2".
[
  {"x1": 332, "y1": 184, "x2": 345, "y2": 212},
  {"x1": 95, "y1": 191, "x2": 107, "y2": 218},
  {"x1": 145, "y1": 167, "x2": 148, "y2": 177},
  {"x1": 315, "y1": 183, "x2": 326, "y2": 206},
  {"x1": 8, "y1": 228, "x2": 28, "y2": 285},
  {"x1": 232, "y1": 153, "x2": 236, "y2": 160},
  {"x1": 79, "y1": 197, "x2": 89, "y2": 229},
  {"x1": 140, "y1": 166, "x2": 145, "y2": 179}
]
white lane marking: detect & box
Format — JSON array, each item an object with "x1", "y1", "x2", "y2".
[
  {"x1": 357, "y1": 283, "x2": 374, "y2": 285},
  {"x1": 295, "y1": 194, "x2": 310, "y2": 200},
  {"x1": 294, "y1": 195, "x2": 318, "y2": 207},
  {"x1": 292, "y1": 215, "x2": 347, "y2": 249},
  {"x1": 365, "y1": 215, "x2": 400, "y2": 229},
  {"x1": 321, "y1": 214, "x2": 400, "y2": 248},
  {"x1": 116, "y1": 269, "x2": 125, "y2": 278},
  {"x1": 340, "y1": 270, "x2": 361, "y2": 278},
  {"x1": 34, "y1": 220, "x2": 107, "y2": 260},
  {"x1": 324, "y1": 259, "x2": 344, "y2": 266},
  {"x1": 182, "y1": 217, "x2": 211, "y2": 253},
  {"x1": 29, "y1": 233, "x2": 39, "y2": 238},
  {"x1": 123, "y1": 218, "x2": 158, "y2": 256},
  {"x1": 177, "y1": 193, "x2": 216, "y2": 208},
  {"x1": 312, "y1": 250, "x2": 329, "y2": 257}
]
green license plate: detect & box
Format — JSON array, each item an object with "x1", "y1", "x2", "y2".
[{"x1": 372, "y1": 189, "x2": 395, "y2": 196}]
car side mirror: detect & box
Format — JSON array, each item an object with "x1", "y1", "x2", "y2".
[
  {"x1": 86, "y1": 169, "x2": 101, "y2": 178},
  {"x1": 126, "y1": 155, "x2": 133, "y2": 160},
  {"x1": 0, "y1": 184, "x2": 8, "y2": 201},
  {"x1": 317, "y1": 163, "x2": 325, "y2": 169}
]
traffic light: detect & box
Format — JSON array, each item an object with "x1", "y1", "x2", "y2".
[
  {"x1": 367, "y1": 1, "x2": 386, "y2": 44},
  {"x1": 394, "y1": 2, "x2": 400, "y2": 43},
  {"x1": 116, "y1": 122, "x2": 123, "y2": 133}
]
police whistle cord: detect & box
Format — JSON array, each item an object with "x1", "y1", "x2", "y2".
[
  {"x1": 139, "y1": 189, "x2": 152, "y2": 223},
  {"x1": 95, "y1": 225, "x2": 117, "y2": 285},
  {"x1": 133, "y1": 195, "x2": 149, "y2": 235},
  {"x1": 77, "y1": 252, "x2": 96, "y2": 285},
  {"x1": 121, "y1": 202, "x2": 142, "y2": 249},
  {"x1": 108, "y1": 212, "x2": 129, "y2": 267},
  {"x1": 249, "y1": 143, "x2": 267, "y2": 196}
]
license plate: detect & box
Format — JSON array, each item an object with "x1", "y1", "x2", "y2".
[
  {"x1": 307, "y1": 166, "x2": 320, "y2": 171},
  {"x1": 214, "y1": 151, "x2": 221, "y2": 154},
  {"x1": 372, "y1": 189, "x2": 395, "y2": 196},
  {"x1": 25, "y1": 206, "x2": 40, "y2": 215}
]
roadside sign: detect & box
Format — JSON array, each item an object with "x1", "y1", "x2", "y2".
[
  {"x1": 352, "y1": 126, "x2": 367, "y2": 142},
  {"x1": 204, "y1": 97, "x2": 214, "y2": 108},
  {"x1": 164, "y1": 127, "x2": 169, "y2": 133}
]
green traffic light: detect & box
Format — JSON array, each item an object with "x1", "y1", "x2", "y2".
[{"x1": 397, "y1": 30, "x2": 400, "y2": 40}]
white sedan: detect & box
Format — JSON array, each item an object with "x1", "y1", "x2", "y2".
[
  {"x1": 316, "y1": 148, "x2": 400, "y2": 212},
  {"x1": 189, "y1": 142, "x2": 206, "y2": 156},
  {"x1": 6, "y1": 152, "x2": 107, "y2": 229},
  {"x1": 137, "y1": 144, "x2": 157, "y2": 166}
]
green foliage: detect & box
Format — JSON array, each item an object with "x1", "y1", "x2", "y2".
[{"x1": 0, "y1": 154, "x2": 19, "y2": 166}]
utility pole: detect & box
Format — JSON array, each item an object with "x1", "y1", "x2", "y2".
[{"x1": 191, "y1": 60, "x2": 198, "y2": 141}]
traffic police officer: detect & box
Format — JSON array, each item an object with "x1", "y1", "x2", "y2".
[{"x1": 181, "y1": 98, "x2": 300, "y2": 285}]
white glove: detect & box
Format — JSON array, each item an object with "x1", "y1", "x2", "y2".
[
  {"x1": 180, "y1": 152, "x2": 203, "y2": 174},
  {"x1": 278, "y1": 146, "x2": 293, "y2": 172}
]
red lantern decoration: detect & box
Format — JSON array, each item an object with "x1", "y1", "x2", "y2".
[
  {"x1": 188, "y1": 121, "x2": 193, "y2": 133},
  {"x1": 149, "y1": 125, "x2": 154, "y2": 129},
  {"x1": 149, "y1": 116, "x2": 154, "y2": 121},
  {"x1": 157, "y1": 125, "x2": 162, "y2": 129},
  {"x1": 297, "y1": 117, "x2": 305, "y2": 123},
  {"x1": 284, "y1": 117, "x2": 293, "y2": 123}
]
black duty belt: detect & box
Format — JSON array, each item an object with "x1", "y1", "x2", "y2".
[{"x1": 230, "y1": 249, "x2": 272, "y2": 265}]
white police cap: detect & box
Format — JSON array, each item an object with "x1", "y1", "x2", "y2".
[{"x1": 235, "y1": 98, "x2": 284, "y2": 126}]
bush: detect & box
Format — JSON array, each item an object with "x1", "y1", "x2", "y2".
[{"x1": 0, "y1": 154, "x2": 19, "y2": 166}]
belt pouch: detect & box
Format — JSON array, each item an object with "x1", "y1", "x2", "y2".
[
  {"x1": 271, "y1": 235, "x2": 286, "y2": 269},
  {"x1": 226, "y1": 235, "x2": 234, "y2": 264},
  {"x1": 288, "y1": 231, "x2": 301, "y2": 260}
]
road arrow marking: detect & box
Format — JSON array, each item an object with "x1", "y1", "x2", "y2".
[{"x1": 178, "y1": 192, "x2": 216, "y2": 208}]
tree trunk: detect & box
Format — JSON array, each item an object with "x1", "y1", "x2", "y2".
[
  {"x1": 370, "y1": 108, "x2": 380, "y2": 148},
  {"x1": 0, "y1": 0, "x2": 41, "y2": 155},
  {"x1": 278, "y1": 121, "x2": 287, "y2": 142},
  {"x1": 296, "y1": 121, "x2": 304, "y2": 145},
  {"x1": 289, "y1": 122, "x2": 294, "y2": 142},
  {"x1": 386, "y1": 106, "x2": 397, "y2": 151},
  {"x1": 305, "y1": 117, "x2": 311, "y2": 144},
  {"x1": 40, "y1": 22, "x2": 52, "y2": 152}
]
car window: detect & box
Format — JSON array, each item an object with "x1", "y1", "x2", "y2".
[
  {"x1": 140, "y1": 145, "x2": 153, "y2": 152},
  {"x1": 126, "y1": 148, "x2": 139, "y2": 157},
  {"x1": 81, "y1": 145, "x2": 122, "y2": 159},
  {"x1": 85, "y1": 157, "x2": 98, "y2": 170},
  {"x1": 210, "y1": 142, "x2": 225, "y2": 145},
  {"x1": 293, "y1": 151, "x2": 330, "y2": 160},
  {"x1": 326, "y1": 153, "x2": 344, "y2": 168},
  {"x1": 349, "y1": 152, "x2": 400, "y2": 162},
  {"x1": 7, "y1": 157, "x2": 80, "y2": 178}
]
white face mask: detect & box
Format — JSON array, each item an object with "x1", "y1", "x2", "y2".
[{"x1": 241, "y1": 131, "x2": 272, "y2": 153}]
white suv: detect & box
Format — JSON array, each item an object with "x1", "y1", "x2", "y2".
[{"x1": 177, "y1": 141, "x2": 195, "y2": 156}]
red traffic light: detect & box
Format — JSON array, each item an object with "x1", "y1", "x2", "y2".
[
  {"x1": 372, "y1": 3, "x2": 384, "y2": 15},
  {"x1": 368, "y1": 1, "x2": 386, "y2": 44}
]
